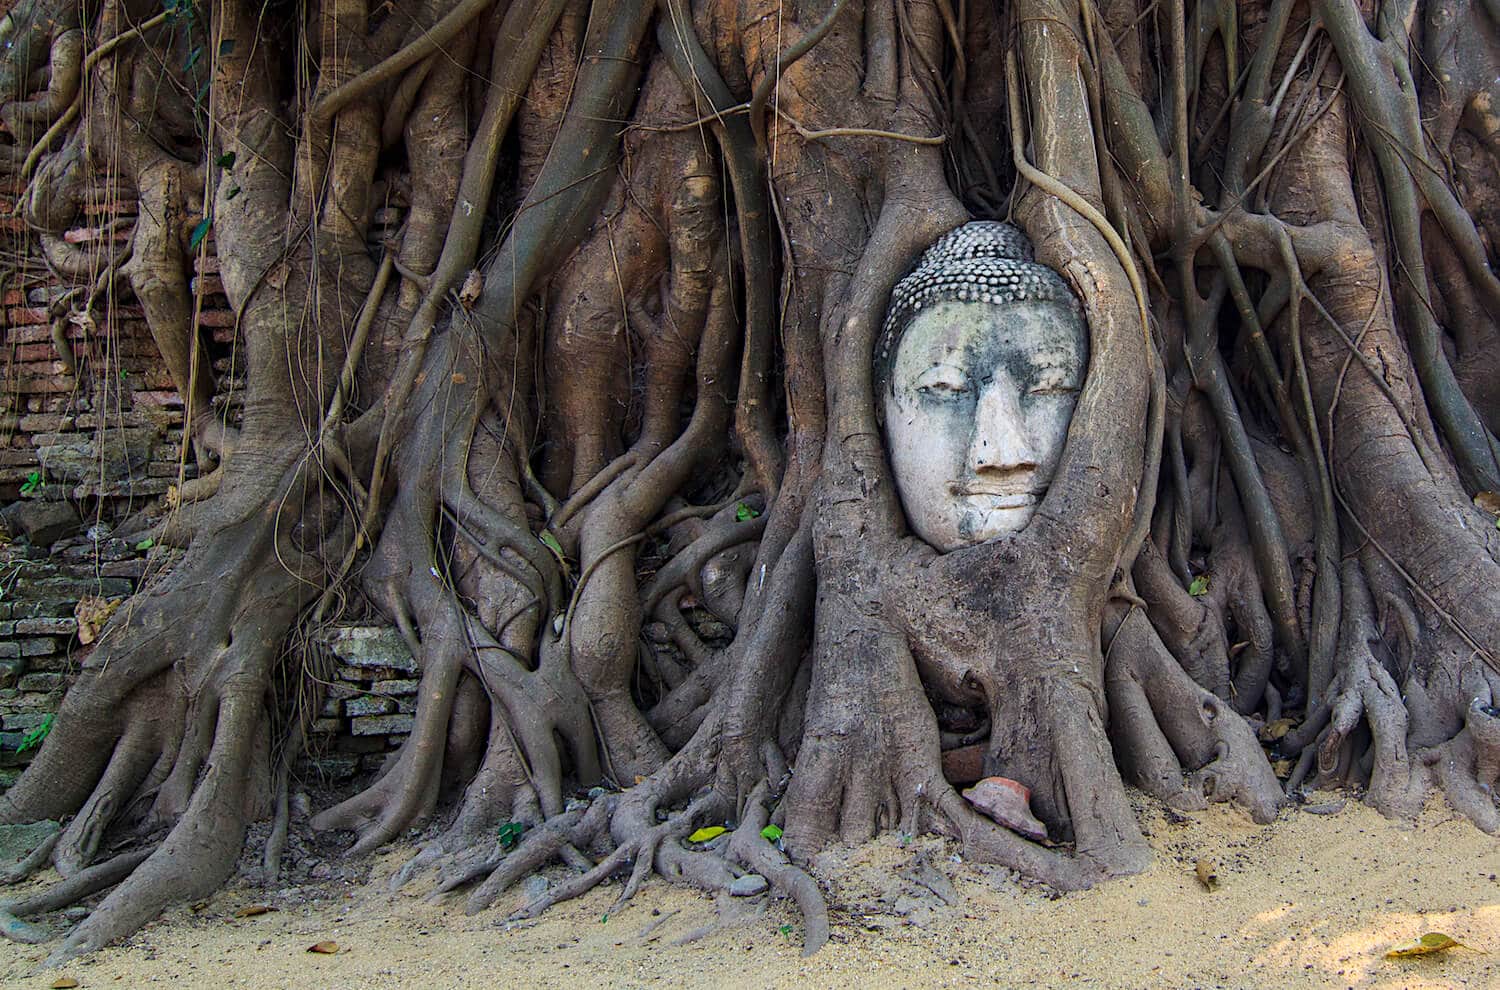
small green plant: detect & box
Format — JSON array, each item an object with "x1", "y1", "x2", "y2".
[
  {"x1": 497, "y1": 820, "x2": 525, "y2": 850},
  {"x1": 16, "y1": 714, "x2": 54, "y2": 754},
  {"x1": 20, "y1": 470, "x2": 44, "y2": 495},
  {"x1": 189, "y1": 214, "x2": 212, "y2": 251}
]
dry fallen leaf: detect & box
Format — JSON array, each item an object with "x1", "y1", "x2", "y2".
[
  {"x1": 458, "y1": 269, "x2": 484, "y2": 309},
  {"x1": 74, "y1": 596, "x2": 121, "y2": 645},
  {"x1": 50, "y1": 979, "x2": 79, "y2": 989},
  {"x1": 1260, "y1": 717, "x2": 1297, "y2": 742},
  {"x1": 1385, "y1": 932, "x2": 1471, "y2": 959},
  {"x1": 307, "y1": 941, "x2": 339, "y2": 954},
  {"x1": 234, "y1": 904, "x2": 275, "y2": 918},
  {"x1": 1195, "y1": 857, "x2": 1218, "y2": 891}
]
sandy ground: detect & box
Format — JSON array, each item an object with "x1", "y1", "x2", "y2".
[{"x1": 0, "y1": 792, "x2": 1497, "y2": 989}]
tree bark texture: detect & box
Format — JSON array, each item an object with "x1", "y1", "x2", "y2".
[{"x1": 1, "y1": 0, "x2": 1498, "y2": 963}]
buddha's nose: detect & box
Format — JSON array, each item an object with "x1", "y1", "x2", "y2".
[{"x1": 969, "y1": 376, "x2": 1037, "y2": 474}]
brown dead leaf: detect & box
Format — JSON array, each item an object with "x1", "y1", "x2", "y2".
[
  {"x1": 306, "y1": 941, "x2": 339, "y2": 954},
  {"x1": 1260, "y1": 717, "x2": 1297, "y2": 742},
  {"x1": 74, "y1": 596, "x2": 121, "y2": 645},
  {"x1": 1195, "y1": 857, "x2": 1218, "y2": 891},
  {"x1": 50, "y1": 979, "x2": 79, "y2": 989},
  {"x1": 458, "y1": 269, "x2": 484, "y2": 309},
  {"x1": 1385, "y1": 932, "x2": 1473, "y2": 958},
  {"x1": 1475, "y1": 492, "x2": 1500, "y2": 516},
  {"x1": 234, "y1": 904, "x2": 275, "y2": 918}
]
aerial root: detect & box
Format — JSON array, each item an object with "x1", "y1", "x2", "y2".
[
  {"x1": 1425, "y1": 700, "x2": 1500, "y2": 833},
  {"x1": 0, "y1": 831, "x2": 60, "y2": 886},
  {"x1": 0, "y1": 847, "x2": 155, "y2": 946},
  {"x1": 726, "y1": 781, "x2": 829, "y2": 955},
  {"x1": 413, "y1": 767, "x2": 830, "y2": 953}
]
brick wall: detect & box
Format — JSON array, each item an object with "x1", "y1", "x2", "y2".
[{"x1": 0, "y1": 171, "x2": 417, "y2": 787}]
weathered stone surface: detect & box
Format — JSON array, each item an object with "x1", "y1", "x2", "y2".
[
  {"x1": 299, "y1": 756, "x2": 358, "y2": 781},
  {"x1": 0, "y1": 820, "x2": 59, "y2": 870},
  {"x1": 371, "y1": 679, "x2": 420, "y2": 695},
  {"x1": 35, "y1": 427, "x2": 158, "y2": 484},
  {"x1": 2, "y1": 712, "x2": 50, "y2": 732},
  {"x1": 940, "y1": 743, "x2": 987, "y2": 786},
  {"x1": 345, "y1": 695, "x2": 395, "y2": 717},
  {"x1": 10, "y1": 575, "x2": 131, "y2": 602},
  {"x1": 15, "y1": 674, "x2": 63, "y2": 693},
  {"x1": 350, "y1": 714, "x2": 415, "y2": 736},
  {"x1": 321, "y1": 625, "x2": 417, "y2": 672},
  {"x1": 0, "y1": 499, "x2": 81, "y2": 546},
  {"x1": 14, "y1": 617, "x2": 76, "y2": 635},
  {"x1": 729, "y1": 874, "x2": 768, "y2": 896},
  {"x1": 0, "y1": 659, "x2": 24, "y2": 688}
]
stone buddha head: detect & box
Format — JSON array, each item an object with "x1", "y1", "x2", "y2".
[{"x1": 876, "y1": 222, "x2": 1089, "y2": 552}]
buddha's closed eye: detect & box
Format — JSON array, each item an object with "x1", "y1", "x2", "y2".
[{"x1": 912, "y1": 365, "x2": 970, "y2": 395}]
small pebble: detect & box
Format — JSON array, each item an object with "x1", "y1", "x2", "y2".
[
  {"x1": 522, "y1": 875, "x2": 551, "y2": 901},
  {"x1": 728, "y1": 874, "x2": 768, "y2": 897}
]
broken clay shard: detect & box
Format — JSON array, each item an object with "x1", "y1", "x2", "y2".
[{"x1": 961, "y1": 776, "x2": 1048, "y2": 842}]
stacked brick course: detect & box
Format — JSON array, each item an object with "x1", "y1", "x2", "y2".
[{"x1": 0, "y1": 179, "x2": 417, "y2": 788}]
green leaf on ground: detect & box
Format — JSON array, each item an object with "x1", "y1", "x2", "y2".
[
  {"x1": 497, "y1": 821, "x2": 525, "y2": 849},
  {"x1": 687, "y1": 826, "x2": 727, "y2": 844}
]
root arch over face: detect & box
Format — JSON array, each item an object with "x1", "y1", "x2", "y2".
[{"x1": 2, "y1": 0, "x2": 1500, "y2": 962}]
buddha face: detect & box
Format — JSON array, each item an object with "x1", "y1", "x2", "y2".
[{"x1": 883, "y1": 298, "x2": 1088, "y2": 551}]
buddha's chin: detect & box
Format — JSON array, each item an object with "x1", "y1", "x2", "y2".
[{"x1": 956, "y1": 503, "x2": 1037, "y2": 545}]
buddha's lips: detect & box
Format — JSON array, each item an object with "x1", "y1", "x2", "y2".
[{"x1": 958, "y1": 491, "x2": 1040, "y2": 510}]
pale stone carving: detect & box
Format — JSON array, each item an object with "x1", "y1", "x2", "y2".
[{"x1": 877, "y1": 222, "x2": 1088, "y2": 551}]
